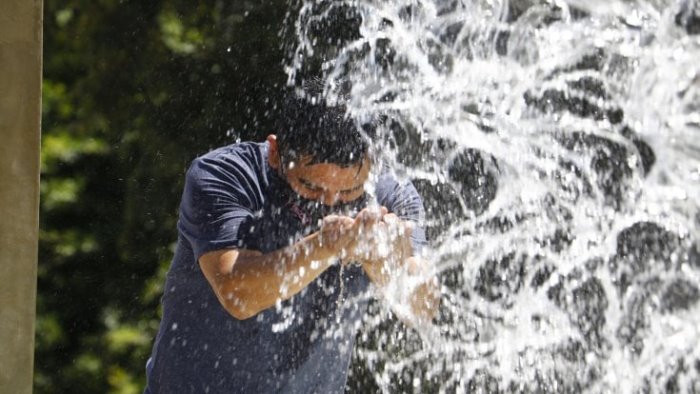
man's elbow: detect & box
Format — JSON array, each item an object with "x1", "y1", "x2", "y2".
[
  {"x1": 226, "y1": 304, "x2": 258, "y2": 320},
  {"x1": 218, "y1": 289, "x2": 264, "y2": 320},
  {"x1": 411, "y1": 280, "x2": 441, "y2": 322}
]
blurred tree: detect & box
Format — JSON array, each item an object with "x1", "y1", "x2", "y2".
[{"x1": 39, "y1": 1, "x2": 289, "y2": 392}]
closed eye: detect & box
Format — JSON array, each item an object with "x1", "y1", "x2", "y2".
[
  {"x1": 299, "y1": 178, "x2": 324, "y2": 193},
  {"x1": 299, "y1": 178, "x2": 364, "y2": 195},
  {"x1": 339, "y1": 183, "x2": 364, "y2": 195}
]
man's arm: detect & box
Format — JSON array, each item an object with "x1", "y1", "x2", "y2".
[
  {"x1": 362, "y1": 256, "x2": 440, "y2": 324},
  {"x1": 351, "y1": 212, "x2": 441, "y2": 324},
  {"x1": 199, "y1": 215, "x2": 356, "y2": 320}
]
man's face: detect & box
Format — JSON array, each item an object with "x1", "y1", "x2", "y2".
[{"x1": 281, "y1": 155, "x2": 371, "y2": 206}]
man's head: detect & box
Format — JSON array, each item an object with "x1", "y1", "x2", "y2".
[{"x1": 268, "y1": 89, "x2": 372, "y2": 206}]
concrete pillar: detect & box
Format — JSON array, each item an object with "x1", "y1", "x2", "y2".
[{"x1": 0, "y1": 0, "x2": 43, "y2": 393}]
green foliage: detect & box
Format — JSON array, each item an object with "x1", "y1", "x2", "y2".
[{"x1": 38, "y1": 0, "x2": 290, "y2": 392}]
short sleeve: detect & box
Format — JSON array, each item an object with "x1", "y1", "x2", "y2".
[
  {"x1": 375, "y1": 174, "x2": 428, "y2": 254},
  {"x1": 178, "y1": 155, "x2": 260, "y2": 259}
]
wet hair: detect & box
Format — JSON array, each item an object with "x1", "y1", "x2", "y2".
[{"x1": 276, "y1": 81, "x2": 371, "y2": 168}]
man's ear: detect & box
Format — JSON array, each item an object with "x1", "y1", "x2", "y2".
[{"x1": 267, "y1": 134, "x2": 279, "y2": 170}]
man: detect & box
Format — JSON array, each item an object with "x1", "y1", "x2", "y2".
[{"x1": 144, "y1": 92, "x2": 439, "y2": 393}]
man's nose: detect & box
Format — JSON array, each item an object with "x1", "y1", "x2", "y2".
[{"x1": 322, "y1": 191, "x2": 340, "y2": 205}]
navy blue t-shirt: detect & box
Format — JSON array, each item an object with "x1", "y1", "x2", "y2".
[{"x1": 145, "y1": 141, "x2": 426, "y2": 394}]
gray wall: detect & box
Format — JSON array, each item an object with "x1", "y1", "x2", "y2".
[{"x1": 0, "y1": 0, "x2": 43, "y2": 392}]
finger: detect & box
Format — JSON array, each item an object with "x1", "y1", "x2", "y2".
[
  {"x1": 401, "y1": 231, "x2": 414, "y2": 253},
  {"x1": 361, "y1": 206, "x2": 383, "y2": 221},
  {"x1": 322, "y1": 214, "x2": 341, "y2": 223},
  {"x1": 321, "y1": 216, "x2": 355, "y2": 248},
  {"x1": 339, "y1": 216, "x2": 355, "y2": 230},
  {"x1": 383, "y1": 213, "x2": 399, "y2": 225},
  {"x1": 402, "y1": 220, "x2": 415, "y2": 238},
  {"x1": 383, "y1": 214, "x2": 404, "y2": 240},
  {"x1": 354, "y1": 208, "x2": 382, "y2": 228},
  {"x1": 323, "y1": 214, "x2": 354, "y2": 229},
  {"x1": 382, "y1": 214, "x2": 415, "y2": 238}
]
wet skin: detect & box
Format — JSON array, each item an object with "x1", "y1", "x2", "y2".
[
  {"x1": 266, "y1": 134, "x2": 370, "y2": 206},
  {"x1": 198, "y1": 134, "x2": 439, "y2": 324}
]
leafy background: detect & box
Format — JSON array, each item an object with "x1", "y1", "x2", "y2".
[
  {"x1": 39, "y1": 1, "x2": 294, "y2": 392},
  {"x1": 40, "y1": 1, "x2": 700, "y2": 392}
]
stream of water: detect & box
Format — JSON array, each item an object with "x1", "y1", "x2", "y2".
[{"x1": 287, "y1": 0, "x2": 700, "y2": 392}]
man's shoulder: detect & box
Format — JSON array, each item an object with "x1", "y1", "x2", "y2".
[
  {"x1": 375, "y1": 171, "x2": 407, "y2": 196},
  {"x1": 185, "y1": 140, "x2": 270, "y2": 194},
  {"x1": 375, "y1": 171, "x2": 423, "y2": 208},
  {"x1": 189, "y1": 141, "x2": 267, "y2": 174},
  {"x1": 195, "y1": 140, "x2": 267, "y2": 164}
]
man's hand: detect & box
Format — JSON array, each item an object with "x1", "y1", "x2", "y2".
[
  {"x1": 310, "y1": 208, "x2": 387, "y2": 264},
  {"x1": 346, "y1": 210, "x2": 413, "y2": 272},
  {"x1": 340, "y1": 208, "x2": 440, "y2": 324},
  {"x1": 315, "y1": 215, "x2": 356, "y2": 260},
  {"x1": 345, "y1": 208, "x2": 416, "y2": 281}
]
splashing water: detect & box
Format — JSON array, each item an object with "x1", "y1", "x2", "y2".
[{"x1": 287, "y1": 0, "x2": 700, "y2": 392}]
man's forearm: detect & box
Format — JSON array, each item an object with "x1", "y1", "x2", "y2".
[
  {"x1": 362, "y1": 256, "x2": 440, "y2": 324},
  {"x1": 407, "y1": 272, "x2": 440, "y2": 323},
  {"x1": 203, "y1": 231, "x2": 338, "y2": 319}
]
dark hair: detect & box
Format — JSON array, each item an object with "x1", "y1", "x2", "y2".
[{"x1": 276, "y1": 81, "x2": 371, "y2": 167}]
